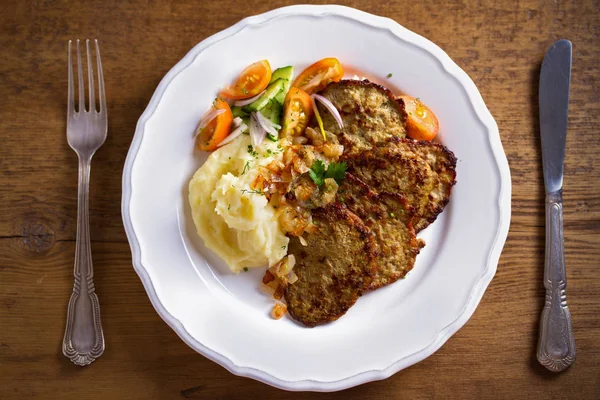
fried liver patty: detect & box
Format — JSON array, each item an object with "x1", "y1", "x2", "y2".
[
  {"x1": 318, "y1": 80, "x2": 407, "y2": 156},
  {"x1": 406, "y1": 139, "x2": 457, "y2": 231},
  {"x1": 285, "y1": 204, "x2": 377, "y2": 327},
  {"x1": 319, "y1": 80, "x2": 456, "y2": 231},
  {"x1": 339, "y1": 174, "x2": 424, "y2": 289},
  {"x1": 344, "y1": 138, "x2": 456, "y2": 232}
]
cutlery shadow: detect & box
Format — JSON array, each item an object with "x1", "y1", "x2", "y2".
[{"x1": 527, "y1": 60, "x2": 561, "y2": 379}]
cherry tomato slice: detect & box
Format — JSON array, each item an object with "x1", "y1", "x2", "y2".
[
  {"x1": 399, "y1": 96, "x2": 439, "y2": 141},
  {"x1": 196, "y1": 98, "x2": 233, "y2": 151},
  {"x1": 281, "y1": 87, "x2": 313, "y2": 137},
  {"x1": 220, "y1": 60, "x2": 272, "y2": 100},
  {"x1": 293, "y1": 58, "x2": 344, "y2": 94}
]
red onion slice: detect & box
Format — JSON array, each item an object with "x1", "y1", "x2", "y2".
[
  {"x1": 233, "y1": 89, "x2": 266, "y2": 107},
  {"x1": 249, "y1": 113, "x2": 267, "y2": 147},
  {"x1": 253, "y1": 111, "x2": 279, "y2": 137},
  {"x1": 312, "y1": 94, "x2": 344, "y2": 129},
  {"x1": 194, "y1": 108, "x2": 226, "y2": 137},
  {"x1": 217, "y1": 123, "x2": 248, "y2": 148},
  {"x1": 233, "y1": 116, "x2": 243, "y2": 127}
]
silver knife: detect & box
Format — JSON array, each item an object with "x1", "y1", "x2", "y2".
[{"x1": 537, "y1": 39, "x2": 576, "y2": 372}]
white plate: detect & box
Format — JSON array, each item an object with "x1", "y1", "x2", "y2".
[{"x1": 122, "y1": 5, "x2": 511, "y2": 392}]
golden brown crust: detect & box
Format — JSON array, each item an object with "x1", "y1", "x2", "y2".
[
  {"x1": 284, "y1": 204, "x2": 377, "y2": 327},
  {"x1": 339, "y1": 174, "x2": 424, "y2": 289},
  {"x1": 400, "y1": 139, "x2": 457, "y2": 231},
  {"x1": 343, "y1": 138, "x2": 456, "y2": 233},
  {"x1": 318, "y1": 80, "x2": 408, "y2": 156}
]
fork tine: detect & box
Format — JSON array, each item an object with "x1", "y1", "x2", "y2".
[
  {"x1": 95, "y1": 40, "x2": 106, "y2": 114},
  {"x1": 68, "y1": 40, "x2": 74, "y2": 116},
  {"x1": 76, "y1": 39, "x2": 85, "y2": 112},
  {"x1": 86, "y1": 39, "x2": 96, "y2": 113}
]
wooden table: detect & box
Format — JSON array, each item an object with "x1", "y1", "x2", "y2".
[{"x1": 1, "y1": 0, "x2": 599, "y2": 398}]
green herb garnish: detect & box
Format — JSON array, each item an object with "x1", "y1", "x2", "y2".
[
  {"x1": 247, "y1": 145, "x2": 258, "y2": 157},
  {"x1": 308, "y1": 160, "x2": 347, "y2": 187},
  {"x1": 241, "y1": 188, "x2": 264, "y2": 196},
  {"x1": 387, "y1": 73, "x2": 393, "y2": 78},
  {"x1": 241, "y1": 161, "x2": 251, "y2": 175},
  {"x1": 325, "y1": 162, "x2": 347, "y2": 183},
  {"x1": 243, "y1": 267, "x2": 249, "y2": 272},
  {"x1": 308, "y1": 160, "x2": 327, "y2": 186}
]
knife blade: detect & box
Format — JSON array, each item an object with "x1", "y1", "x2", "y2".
[
  {"x1": 537, "y1": 39, "x2": 576, "y2": 372},
  {"x1": 540, "y1": 39, "x2": 571, "y2": 194}
]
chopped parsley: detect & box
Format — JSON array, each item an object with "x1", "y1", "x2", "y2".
[
  {"x1": 390, "y1": 212, "x2": 395, "y2": 217},
  {"x1": 309, "y1": 160, "x2": 347, "y2": 187},
  {"x1": 247, "y1": 145, "x2": 258, "y2": 158},
  {"x1": 325, "y1": 162, "x2": 347, "y2": 183},
  {"x1": 308, "y1": 160, "x2": 327, "y2": 186},
  {"x1": 387, "y1": 73, "x2": 393, "y2": 78},
  {"x1": 228, "y1": 204, "x2": 231, "y2": 210},
  {"x1": 281, "y1": 245, "x2": 287, "y2": 250},
  {"x1": 241, "y1": 161, "x2": 251, "y2": 175},
  {"x1": 243, "y1": 267, "x2": 249, "y2": 272},
  {"x1": 241, "y1": 188, "x2": 264, "y2": 196}
]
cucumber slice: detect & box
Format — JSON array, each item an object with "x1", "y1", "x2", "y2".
[
  {"x1": 242, "y1": 78, "x2": 286, "y2": 112},
  {"x1": 231, "y1": 106, "x2": 248, "y2": 118},
  {"x1": 269, "y1": 66, "x2": 294, "y2": 104},
  {"x1": 260, "y1": 100, "x2": 282, "y2": 127}
]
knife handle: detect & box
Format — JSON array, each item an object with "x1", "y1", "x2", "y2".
[{"x1": 537, "y1": 190, "x2": 576, "y2": 372}]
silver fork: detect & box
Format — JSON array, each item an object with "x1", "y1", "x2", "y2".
[{"x1": 62, "y1": 39, "x2": 107, "y2": 366}]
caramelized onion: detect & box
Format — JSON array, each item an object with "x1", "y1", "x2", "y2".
[
  {"x1": 271, "y1": 302, "x2": 287, "y2": 319},
  {"x1": 293, "y1": 136, "x2": 308, "y2": 145},
  {"x1": 287, "y1": 271, "x2": 298, "y2": 284},
  {"x1": 322, "y1": 143, "x2": 344, "y2": 158}
]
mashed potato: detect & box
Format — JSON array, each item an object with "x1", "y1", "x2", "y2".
[{"x1": 188, "y1": 135, "x2": 289, "y2": 273}]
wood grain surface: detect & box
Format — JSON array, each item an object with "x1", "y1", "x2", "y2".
[{"x1": 1, "y1": 0, "x2": 599, "y2": 398}]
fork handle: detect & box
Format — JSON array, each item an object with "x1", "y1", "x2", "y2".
[
  {"x1": 62, "y1": 157, "x2": 105, "y2": 365},
  {"x1": 537, "y1": 190, "x2": 575, "y2": 371}
]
